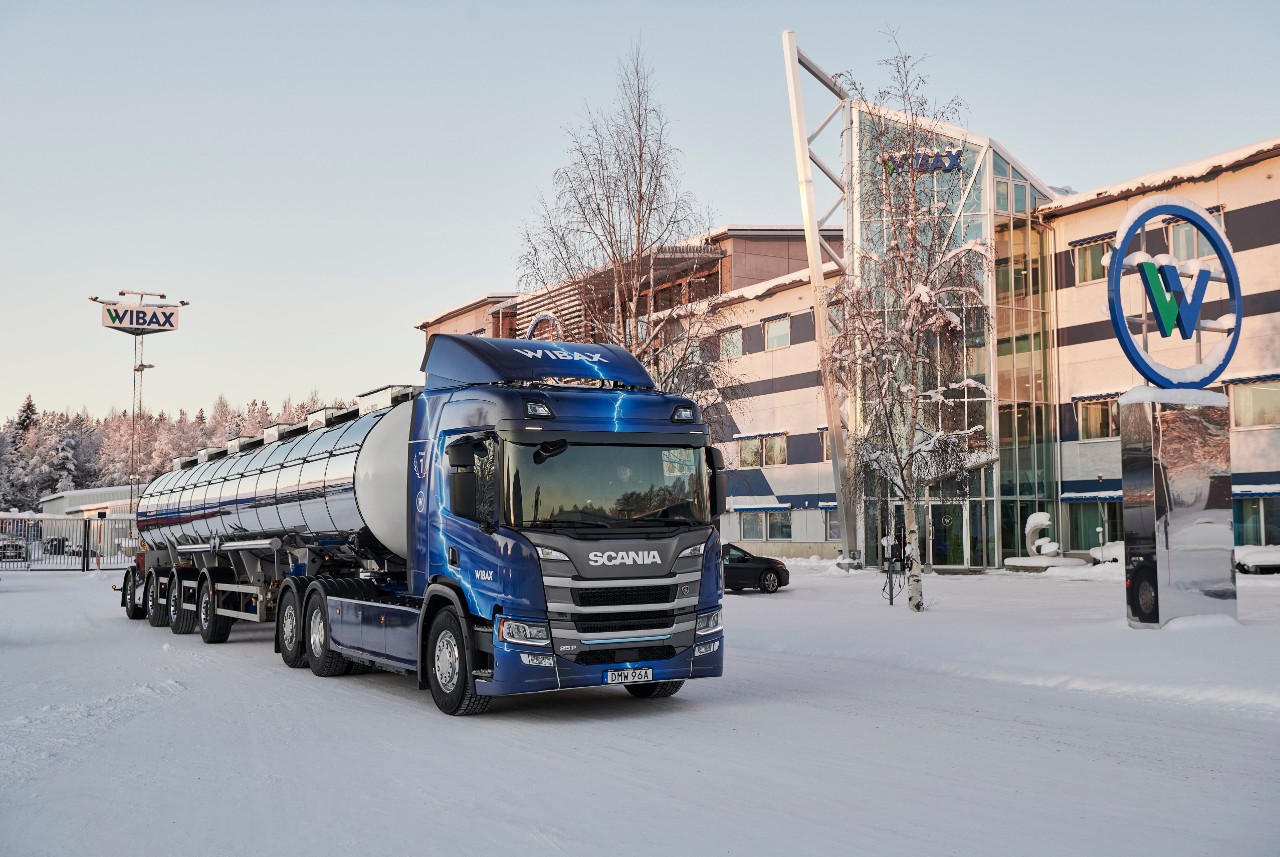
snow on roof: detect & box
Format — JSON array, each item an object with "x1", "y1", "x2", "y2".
[
  {"x1": 1040, "y1": 137, "x2": 1280, "y2": 215},
  {"x1": 717, "y1": 261, "x2": 842, "y2": 307}
]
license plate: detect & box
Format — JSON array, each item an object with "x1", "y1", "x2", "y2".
[{"x1": 605, "y1": 668, "x2": 653, "y2": 684}]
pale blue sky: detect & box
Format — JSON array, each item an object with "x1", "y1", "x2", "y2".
[{"x1": 2, "y1": 0, "x2": 1276, "y2": 419}]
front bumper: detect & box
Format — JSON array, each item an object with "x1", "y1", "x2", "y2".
[{"x1": 475, "y1": 633, "x2": 724, "y2": 697}]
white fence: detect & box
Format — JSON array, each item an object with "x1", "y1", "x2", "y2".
[{"x1": 0, "y1": 512, "x2": 137, "y2": 571}]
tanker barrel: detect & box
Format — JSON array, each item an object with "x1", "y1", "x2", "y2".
[{"x1": 138, "y1": 397, "x2": 415, "y2": 561}]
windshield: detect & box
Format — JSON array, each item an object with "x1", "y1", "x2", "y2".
[{"x1": 503, "y1": 442, "x2": 710, "y2": 529}]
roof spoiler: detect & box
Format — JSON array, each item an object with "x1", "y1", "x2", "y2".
[{"x1": 421, "y1": 334, "x2": 654, "y2": 391}]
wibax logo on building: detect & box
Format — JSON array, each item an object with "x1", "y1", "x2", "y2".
[
  {"x1": 1105, "y1": 195, "x2": 1242, "y2": 389},
  {"x1": 101, "y1": 304, "x2": 180, "y2": 333},
  {"x1": 881, "y1": 149, "x2": 963, "y2": 175}
]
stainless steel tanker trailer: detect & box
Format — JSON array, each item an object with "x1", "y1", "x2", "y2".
[{"x1": 122, "y1": 334, "x2": 727, "y2": 715}]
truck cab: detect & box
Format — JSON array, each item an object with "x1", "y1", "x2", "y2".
[{"x1": 405, "y1": 335, "x2": 726, "y2": 711}]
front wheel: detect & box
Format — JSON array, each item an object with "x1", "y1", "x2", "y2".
[
  {"x1": 124, "y1": 569, "x2": 146, "y2": 620},
  {"x1": 625, "y1": 680, "x2": 684, "y2": 699},
  {"x1": 426, "y1": 609, "x2": 491, "y2": 716},
  {"x1": 759, "y1": 570, "x2": 780, "y2": 593}
]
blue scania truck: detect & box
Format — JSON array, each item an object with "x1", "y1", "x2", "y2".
[{"x1": 122, "y1": 334, "x2": 726, "y2": 714}]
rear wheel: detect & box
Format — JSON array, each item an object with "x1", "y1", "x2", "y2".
[
  {"x1": 277, "y1": 587, "x2": 307, "y2": 667},
  {"x1": 168, "y1": 573, "x2": 197, "y2": 634},
  {"x1": 759, "y1": 570, "x2": 780, "y2": 593},
  {"x1": 625, "y1": 680, "x2": 684, "y2": 699},
  {"x1": 1132, "y1": 570, "x2": 1159, "y2": 624},
  {"x1": 146, "y1": 572, "x2": 170, "y2": 627},
  {"x1": 124, "y1": 569, "x2": 146, "y2": 620},
  {"x1": 306, "y1": 593, "x2": 350, "y2": 677},
  {"x1": 199, "y1": 581, "x2": 233, "y2": 644},
  {"x1": 426, "y1": 608, "x2": 491, "y2": 716}
]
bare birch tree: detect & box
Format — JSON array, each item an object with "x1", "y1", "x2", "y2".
[
  {"x1": 830, "y1": 43, "x2": 992, "y2": 610},
  {"x1": 518, "y1": 46, "x2": 742, "y2": 429}
]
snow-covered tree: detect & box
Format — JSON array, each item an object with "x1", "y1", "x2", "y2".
[
  {"x1": 829, "y1": 45, "x2": 991, "y2": 611},
  {"x1": 516, "y1": 46, "x2": 743, "y2": 424}
]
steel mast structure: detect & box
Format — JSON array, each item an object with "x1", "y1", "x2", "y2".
[{"x1": 781, "y1": 30, "x2": 860, "y2": 563}]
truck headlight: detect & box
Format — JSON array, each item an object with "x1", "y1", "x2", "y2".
[
  {"x1": 500, "y1": 618, "x2": 551, "y2": 646},
  {"x1": 536, "y1": 546, "x2": 569, "y2": 561},
  {"x1": 694, "y1": 640, "x2": 720, "y2": 657},
  {"x1": 677, "y1": 542, "x2": 706, "y2": 559},
  {"x1": 695, "y1": 608, "x2": 722, "y2": 635}
]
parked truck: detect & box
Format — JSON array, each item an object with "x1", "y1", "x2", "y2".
[{"x1": 120, "y1": 334, "x2": 726, "y2": 714}]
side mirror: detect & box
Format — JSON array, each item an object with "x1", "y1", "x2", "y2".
[
  {"x1": 707, "y1": 447, "x2": 728, "y2": 518},
  {"x1": 446, "y1": 437, "x2": 478, "y2": 520},
  {"x1": 446, "y1": 437, "x2": 476, "y2": 469},
  {"x1": 449, "y1": 471, "x2": 477, "y2": 520}
]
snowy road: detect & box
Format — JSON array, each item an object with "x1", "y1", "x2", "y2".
[{"x1": 2, "y1": 568, "x2": 1278, "y2": 856}]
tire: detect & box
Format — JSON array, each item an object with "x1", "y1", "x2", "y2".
[
  {"x1": 306, "y1": 592, "x2": 350, "y2": 677},
  {"x1": 625, "y1": 680, "x2": 685, "y2": 699},
  {"x1": 198, "y1": 581, "x2": 233, "y2": 644},
  {"x1": 277, "y1": 586, "x2": 307, "y2": 668},
  {"x1": 146, "y1": 572, "x2": 170, "y2": 628},
  {"x1": 759, "y1": 570, "x2": 780, "y2": 593},
  {"x1": 426, "y1": 608, "x2": 491, "y2": 716},
  {"x1": 169, "y1": 572, "x2": 197, "y2": 634},
  {"x1": 124, "y1": 569, "x2": 147, "y2": 620},
  {"x1": 1132, "y1": 570, "x2": 1159, "y2": 624},
  {"x1": 347, "y1": 661, "x2": 375, "y2": 675}
]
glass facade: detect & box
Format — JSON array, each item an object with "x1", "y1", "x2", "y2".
[{"x1": 852, "y1": 110, "x2": 1057, "y2": 568}]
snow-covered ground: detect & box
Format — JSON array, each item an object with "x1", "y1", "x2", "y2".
[{"x1": 2, "y1": 564, "x2": 1278, "y2": 856}]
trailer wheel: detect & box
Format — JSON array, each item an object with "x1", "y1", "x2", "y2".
[
  {"x1": 625, "y1": 680, "x2": 684, "y2": 699},
  {"x1": 277, "y1": 587, "x2": 307, "y2": 668},
  {"x1": 169, "y1": 572, "x2": 197, "y2": 635},
  {"x1": 305, "y1": 593, "x2": 350, "y2": 677},
  {"x1": 124, "y1": 569, "x2": 147, "y2": 620},
  {"x1": 146, "y1": 572, "x2": 170, "y2": 628},
  {"x1": 426, "y1": 608, "x2": 491, "y2": 716},
  {"x1": 198, "y1": 581, "x2": 233, "y2": 644}
]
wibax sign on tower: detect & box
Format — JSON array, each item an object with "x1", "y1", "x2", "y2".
[{"x1": 1106, "y1": 195, "x2": 1239, "y2": 628}]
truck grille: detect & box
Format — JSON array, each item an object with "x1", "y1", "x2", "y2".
[
  {"x1": 575, "y1": 646, "x2": 678, "y2": 666},
  {"x1": 573, "y1": 585, "x2": 675, "y2": 607},
  {"x1": 572, "y1": 610, "x2": 675, "y2": 635}
]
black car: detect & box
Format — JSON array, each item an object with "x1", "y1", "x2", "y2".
[{"x1": 722, "y1": 543, "x2": 790, "y2": 593}]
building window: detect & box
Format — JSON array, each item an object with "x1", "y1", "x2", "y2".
[
  {"x1": 1070, "y1": 502, "x2": 1122, "y2": 551},
  {"x1": 1233, "y1": 381, "x2": 1280, "y2": 428},
  {"x1": 767, "y1": 510, "x2": 792, "y2": 540},
  {"x1": 763, "y1": 434, "x2": 787, "y2": 467},
  {"x1": 720, "y1": 328, "x2": 742, "y2": 360},
  {"x1": 819, "y1": 429, "x2": 832, "y2": 461},
  {"x1": 1234, "y1": 497, "x2": 1280, "y2": 545},
  {"x1": 1079, "y1": 400, "x2": 1119, "y2": 439},
  {"x1": 740, "y1": 512, "x2": 764, "y2": 541},
  {"x1": 1169, "y1": 212, "x2": 1224, "y2": 260},
  {"x1": 1077, "y1": 243, "x2": 1107, "y2": 284},
  {"x1": 739, "y1": 437, "x2": 762, "y2": 468},
  {"x1": 765, "y1": 316, "x2": 791, "y2": 350},
  {"x1": 824, "y1": 509, "x2": 842, "y2": 541},
  {"x1": 827, "y1": 304, "x2": 843, "y2": 336}
]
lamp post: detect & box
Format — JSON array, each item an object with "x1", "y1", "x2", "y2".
[{"x1": 90, "y1": 291, "x2": 187, "y2": 526}]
